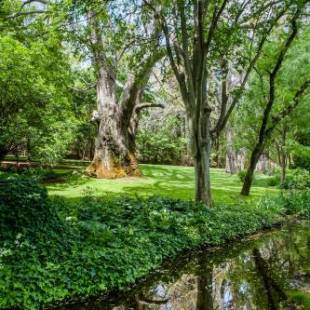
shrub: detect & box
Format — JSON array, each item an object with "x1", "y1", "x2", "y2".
[
  {"x1": 280, "y1": 191, "x2": 310, "y2": 217},
  {"x1": 0, "y1": 177, "x2": 48, "y2": 236},
  {"x1": 258, "y1": 191, "x2": 310, "y2": 218},
  {"x1": 287, "y1": 290, "x2": 310, "y2": 309},
  {"x1": 267, "y1": 175, "x2": 281, "y2": 186},
  {"x1": 0, "y1": 177, "x2": 72, "y2": 245},
  {"x1": 281, "y1": 169, "x2": 310, "y2": 190},
  {"x1": 237, "y1": 170, "x2": 254, "y2": 182},
  {"x1": 136, "y1": 115, "x2": 189, "y2": 165}
]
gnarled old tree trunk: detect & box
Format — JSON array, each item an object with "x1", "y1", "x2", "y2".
[
  {"x1": 86, "y1": 13, "x2": 164, "y2": 178},
  {"x1": 86, "y1": 69, "x2": 138, "y2": 178},
  {"x1": 86, "y1": 64, "x2": 164, "y2": 178}
]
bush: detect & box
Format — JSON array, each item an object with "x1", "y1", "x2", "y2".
[
  {"x1": 0, "y1": 177, "x2": 48, "y2": 237},
  {"x1": 280, "y1": 191, "x2": 310, "y2": 217},
  {"x1": 0, "y1": 177, "x2": 73, "y2": 246},
  {"x1": 136, "y1": 115, "x2": 189, "y2": 165},
  {"x1": 258, "y1": 191, "x2": 310, "y2": 218},
  {"x1": 267, "y1": 175, "x2": 281, "y2": 186},
  {"x1": 281, "y1": 169, "x2": 310, "y2": 190}
]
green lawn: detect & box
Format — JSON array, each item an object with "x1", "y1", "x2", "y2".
[{"x1": 46, "y1": 162, "x2": 278, "y2": 204}]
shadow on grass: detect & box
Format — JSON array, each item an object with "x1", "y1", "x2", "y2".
[{"x1": 34, "y1": 163, "x2": 277, "y2": 204}]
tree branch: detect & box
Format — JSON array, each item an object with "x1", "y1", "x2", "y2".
[
  {"x1": 259, "y1": 9, "x2": 300, "y2": 144},
  {"x1": 204, "y1": 0, "x2": 229, "y2": 54},
  {"x1": 8, "y1": 10, "x2": 50, "y2": 19},
  {"x1": 212, "y1": 7, "x2": 287, "y2": 136},
  {"x1": 21, "y1": 0, "x2": 48, "y2": 7},
  {"x1": 120, "y1": 49, "x2": 165, "y2": 128},
  {"x1": 266, "y1": 80, "x2": 310, "y2": 136},
  {"x1": 135, "y1": 102, "x2": 165, "y2": 113}
]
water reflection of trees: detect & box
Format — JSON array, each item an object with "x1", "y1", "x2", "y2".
[{"x1": 62, "y1": 222, "x2": 308, "y2": 310}]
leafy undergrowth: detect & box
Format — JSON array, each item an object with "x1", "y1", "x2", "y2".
[
  {"x1": 0, "y1": 178, "x2": 309, "y2": 309},
  {"x1": 286, "y1": 290, "x2": 310, "y2": 309}
]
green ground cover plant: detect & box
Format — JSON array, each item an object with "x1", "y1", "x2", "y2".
[{"x1": 0, "y1": 176, "x2": 308, "y2": 309}]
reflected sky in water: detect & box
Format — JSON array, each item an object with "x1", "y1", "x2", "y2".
[{"x1": 57, "y1": 220, "x2": 309, "y2": 310}]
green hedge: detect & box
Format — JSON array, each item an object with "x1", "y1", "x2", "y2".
[{"x1": 0, "y1": 179, "x2": 309, "y2": 309}]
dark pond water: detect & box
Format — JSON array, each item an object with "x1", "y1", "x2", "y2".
[{"x1": 58, "y1": 220, "x2": 309, "y2": 310}]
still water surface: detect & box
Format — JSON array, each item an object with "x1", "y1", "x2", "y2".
[{"x1": 59, "y1": 220, "x2": 309, "y2": 310}]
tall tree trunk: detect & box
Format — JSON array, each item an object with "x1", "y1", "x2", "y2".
[
  {"x1": 241, "y1": 143, "x2": 264, "y2": 196},
  {"x1": 86, "y1": 62, "x2": 140, "y2": 178},
  {"x1": 190, "y1": 107, "x2": 213, "y2": 206},
  {"x1": 225, "y1": 125, "x2": 237, "y2": 174},
  {"x1": 86, "y1": 101, "x2": 140, "y2": 178},
  {"x1": 85, "y1": 11, "x2": 149, "y2": 179},
  {"x1": 280, "y1": 126, "x2": 287, "y2": 185}
]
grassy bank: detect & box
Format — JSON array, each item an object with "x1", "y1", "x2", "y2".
[{"x1": 0, "y1": 176, "x2": 308, "y2": 309}]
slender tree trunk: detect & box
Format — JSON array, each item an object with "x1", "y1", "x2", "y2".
[
  {"x1": 190, "y1": 108, "x2": 213, "y2": 206},
  {"x1": 225, "y1": 125, "x2": 237, "y2": 174},
  {"x1": 280, "y1": 127, "x2": 287, "y2": 185},
  {"x1": 241, "y1": 12, "x2": 303, "y2": 195},
  {"x1": 213, "y1": 137, "x2": 220, "y2": 168},
  {"x1": 281, "y1": 159, "x2": 286, "y2": 185},
  {"x1": 279, "y1": 149, "x2": 287, "y2": 185},
  {"x1": 241, "y1": 143, "x2": 264, "y2": 196}
]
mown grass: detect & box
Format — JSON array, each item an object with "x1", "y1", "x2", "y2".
[{"x1": 45, "y1": 162, "x2": 278, "y2": 204}]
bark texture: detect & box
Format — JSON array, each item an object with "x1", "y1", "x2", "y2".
[
  {"x1": 189, "y1": 107, "x2": 213, "y2": 204},
  {"x1": 276, "y1": 126, "x2": 288, "y2": 185},
  {"x1": 241, "y1": 144, "x2": 264, "y2": 195},
  {"x1": 225, "y1": 125, "x2": 237, "y2": 174},
  {"x1": 86, "y1": 12, "x2": 164, "y2": 178}
]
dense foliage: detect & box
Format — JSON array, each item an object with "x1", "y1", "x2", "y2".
[
  {"x1": 0, "y1": 178, "x2": 308, "y2": 309},
  {"x1": 0, "y1": 33, "x2": 76, "y2": 163},
  {"x1": 0, "y1": 0, "x2": 309, "y2": 308},
  {"x1": 137, "y1": 114, "x2": 189, "y2": 165},
  {"x1": 267, "y1": 168, "x2": 310, "y2": 190}
]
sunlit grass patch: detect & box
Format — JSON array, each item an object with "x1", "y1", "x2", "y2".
[{"x1": 46, "y1": 163, "x2": 278, "y2": 204}]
